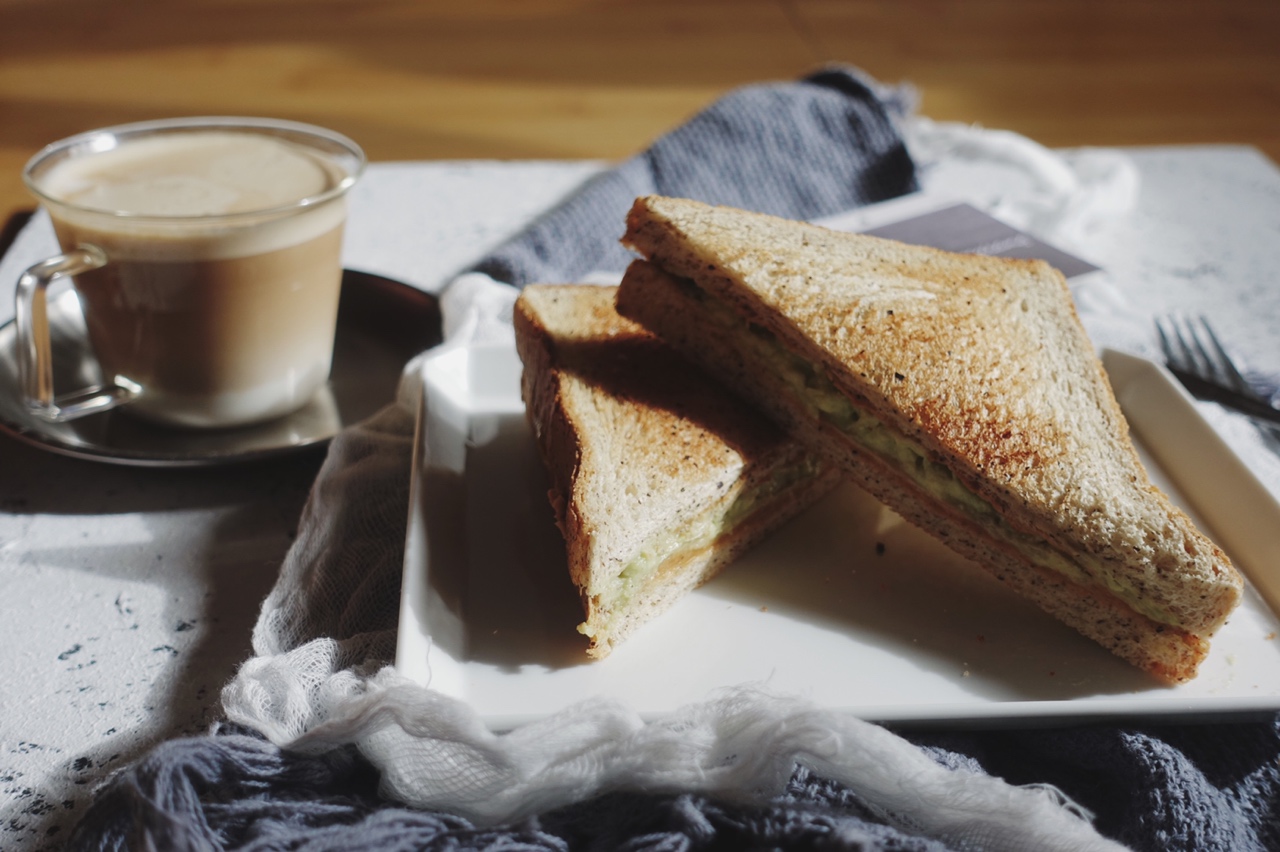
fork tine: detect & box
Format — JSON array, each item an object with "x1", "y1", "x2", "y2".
[
  {"x1": 1156, "y1": 313, "x2": 1252, "y2": 394},
  {"x1": 1170, "y1": 314, "x2": 1211, "y2": 377},
  {"x1": 1155, "y1": 317, "x2": 1176, "y2": 363},
  {"x1": 1194, "y1": 317, "x2": 1253, "y2": 394},
  {"x1": 1155, "y1": 313, "x2": 1280, "y2": 449},
  {"x1": 1172, "y1": 314, "x2": 1227, "y2": 387},
  {"x1": 1155, "y1": 316, "x2": 1189, "y2": 371},
  {"x1": 1172, "y1": 315, "x2": 1205, "y2": 374}
]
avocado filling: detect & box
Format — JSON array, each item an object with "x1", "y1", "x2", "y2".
[
  {"x1": 606, "y1": 458, "x2": 823, "y2": 613},
  {"x1": 690, "y1": 284, "x2": 1181, "y2": 630}
]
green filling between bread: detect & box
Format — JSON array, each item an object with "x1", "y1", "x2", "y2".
[
  {"x1": 692, "y1": 286, "x2": 1181, "y2": 630},
  {"x1": 609, "y1": 457, "x2": 823, "y2": 611}
]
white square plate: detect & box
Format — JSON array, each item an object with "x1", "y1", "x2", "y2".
[{"x1": 395, "y1": 342, "x2": 1280, "y2": 729}]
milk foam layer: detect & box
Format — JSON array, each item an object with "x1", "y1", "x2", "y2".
[
  {"x1": 42, "y1": 132, "x2": 337, "y2": 217},
  {"x1": 39, "y1": 131, "x2": 349, "y2": 261}
]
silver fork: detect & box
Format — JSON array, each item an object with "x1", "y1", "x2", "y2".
[{"x1": 1155, "y1": 314, "x2": 1280, "y2": 445}]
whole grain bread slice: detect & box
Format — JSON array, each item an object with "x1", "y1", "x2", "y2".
[
  {"x1": 514, "y1": 283, "x2": 839, "y2": 658},
  {"x1": 616, "y1": 196, "x2": 1242, "y2": 681}
]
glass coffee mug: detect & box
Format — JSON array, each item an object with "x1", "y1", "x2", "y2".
[{"x1": 15, "y1": 116, "x2": 365, "y2": 429}]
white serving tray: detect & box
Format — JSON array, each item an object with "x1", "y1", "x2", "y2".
[{"x1": 395, "y1": 342, "x2": 1280, "y2": 729}]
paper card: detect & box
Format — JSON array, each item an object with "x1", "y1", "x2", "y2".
[{"x1": 862, "y1": 202, "x2": 1100, "y2": 279}]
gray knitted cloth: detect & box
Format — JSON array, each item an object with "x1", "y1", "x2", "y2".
[
  {"x1": 469, "y1": 66, "x2": 915, "y2": 288},
  {"x1": 67, "y1": 67, "x2": 1280, "y2": 852},
  {"x1": 67, "y1": 717, "x2": 1280, "y2": 851}
]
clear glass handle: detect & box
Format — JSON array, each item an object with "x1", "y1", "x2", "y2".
[{"x1": 14, "y1": 245, "x2": 138, "y2": 422}]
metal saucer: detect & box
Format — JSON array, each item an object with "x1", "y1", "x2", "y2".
[{"x1": 0, "y1": 269, "x2": 441, "y2": 467}]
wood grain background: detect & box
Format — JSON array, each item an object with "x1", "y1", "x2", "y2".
[{"x1": 2, "y1": 0, "x2": 1277, "y2": 222}]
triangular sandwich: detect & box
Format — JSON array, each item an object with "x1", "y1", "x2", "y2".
[
  {"x1": 514, "y1": 283, "x2": 839, "y2": 658},
  {"x1": 615, "y1": 195, "x2": 1242, "y2": 682}
]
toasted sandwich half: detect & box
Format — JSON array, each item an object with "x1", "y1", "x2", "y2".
[
  {"x1": 615, "y1": 195, "x2": 1243, "y2": 682},
  {"x1": 513, "y1": 283, "x2": 839, "y2": 659}
]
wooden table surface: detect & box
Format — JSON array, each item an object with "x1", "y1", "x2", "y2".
[{"x1": 1, "y1": 0, "x2": 1277, "y2": 226}]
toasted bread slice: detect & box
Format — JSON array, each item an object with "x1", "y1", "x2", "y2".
[
  {"x1": 616, "y1": 196, "x2": 1242, "y2": 682},
  {"x1": 514, "y1": 283, "x2": 839, "y2": 659}
]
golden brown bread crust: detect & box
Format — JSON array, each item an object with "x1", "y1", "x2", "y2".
[
  {"x1": 617, "y1": 197, "x2": 1243, "y2": 682},
  {"x1": 514, "y1": 283, "x2": 839, "y2": 658}
]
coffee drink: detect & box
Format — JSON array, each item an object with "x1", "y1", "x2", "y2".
[{"x1": 23, "y1": 121, "x2": 362, "y2": 428}]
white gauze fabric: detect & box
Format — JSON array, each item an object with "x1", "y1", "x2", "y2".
[{"x1": 274, "y1": 674, "x2": 1128, "y2": 852}]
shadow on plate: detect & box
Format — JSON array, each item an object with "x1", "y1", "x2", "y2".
[
  {"x1": 413, "y1": 410, "x2": 587, "y2": 671},
  {"x1": 410, "y1": 402, "x2": 1163, "y2": 700},
  {"x1": 700, "y1": 483, "x2": 1160, "y2": 702}
]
